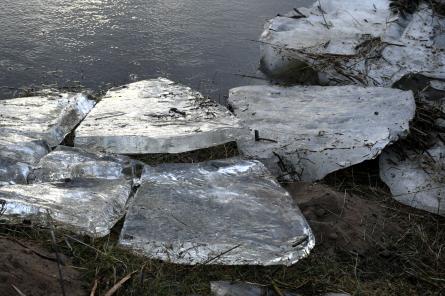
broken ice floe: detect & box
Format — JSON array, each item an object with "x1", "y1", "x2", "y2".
[
  {"x1": 0, "y1": 93, "x2": 95, "y2": 185},
  {"x1": 210, "y1": 281, "x2": 351, "y2": 296},
  {"x1": 0, "y1": 93, "x2": 94, "y2": 147},
  {"x1": 0, "y1": 147, "x2": 137, "y2": 237},
  {"x1": 260, "y1": 0, "x2": 445, "y2": 86},
  {"x1": 228, "y1": 85, "x2": 415, "y2": 181},
  {"x1": 119, "y1": 159, "x2": 314, "y2": 265},
  {"x1": 0, "y1": 161, "x2": 30, "y2": 187},
  {"x1": 29, "y1": 146, "x2": 141, "y2": 183},
  {"x1": 74, "y1": 78, "x2": 245, "y2": 154},
  {"x1": 211, "y1": 281, "x2": 300, "y2": 296},
  {"x1": 380, "y1": 144, "x2": 445, "y2": 216},
  {"x1": 0, "y1": 179, "x2": 131, "y2": 237}
]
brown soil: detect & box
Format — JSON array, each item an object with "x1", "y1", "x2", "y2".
[
  {"x1": 284, "y1": 182, "x2": 402, "y2": 256},
  {"x1": 0, "y1": 237, "x2": 86, "y2": 296}
]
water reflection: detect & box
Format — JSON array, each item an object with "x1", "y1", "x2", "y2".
[{"x1": 0, "y1": 0, "x2": 311, "y2": 101}]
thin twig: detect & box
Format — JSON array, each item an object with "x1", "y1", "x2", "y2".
[
  {"x1": 103, "y1": 271, "x2": 137, "y2": 296},
  {"x1": 232, "y1": 73, "x2": 269, "y2": 80},
  {"x1": 50, "y1": 228, "x2": 67, "y2": 296},
  {"x1": 90, "y1": 279, "x2": 98, "y2": 296},
  {"x1": 0, "y1": 199, "x2": 6, "y2": 216},
  {"x1": 271, "y1": 281, "x2": 285, "y2": 296},
  {"x1": 64, "y1": 234, "x2": 124, "y2": 264},
  {"x1": 0, "y1": 235, "x2": 58, "y2": 263},
  {"x1": 318, "y1": 0, "x2": 331, "y2": 29},
  {"x1": 11, "y1": 285, "x2": 27, "y2": 296},
  {"x1": 201, "y1": 244, "x2": 241, "y2": 265},
  {"x1": 47, "y1": 211, "x2": 66, "y2": 296}
]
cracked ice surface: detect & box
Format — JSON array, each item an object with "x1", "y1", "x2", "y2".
[
  {"x1": 260, "y1": 0, "x2": 445, "y2": 86},
  {"x1": 0, "y1": 146, "x2": 136, "y2": 237},
  {"x1": 74, "y1": 78, "x2": 245, "y2": 154},
  {"x1": 380, "y1": 144, "x2": 445, "y2": 216},
  {"x1": 228, "y1": 85, "x2": 415, "y2": 181},
  {"x1": 0, "y1": 93, "x2": 95, "y2": 185},
  {"x1": 119, "y1": 159, "x2": 314, "y2": 266}
]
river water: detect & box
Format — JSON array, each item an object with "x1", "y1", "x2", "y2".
[{"x1": 0, "y1": 0, "x2": 310, "y2": 101}]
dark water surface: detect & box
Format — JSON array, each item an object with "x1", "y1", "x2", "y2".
[{"x1": 1, "y1": 0, "x2": 310, "y2": 101}]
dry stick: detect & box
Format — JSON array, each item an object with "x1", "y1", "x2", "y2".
[
  {"x1": 232, "y1": 73, "x2": 269, "y2": 80},
  {"x1": 201, "y1": 244, "x2": 241, "y2": 266},
  {"x1": 11, "y1": 284, "x2": 27, "y2": 296},
  {"x1": 64, "y1": 234, "x2": 125, "y2": 264},
  {"x1": 90, "y1": 279, "x2": 98, "y2": 296},
  {"x1": 46, "y1": 211, "x2": 67, "y2": 296},
  {"x1": 271, "y1": 281, "x2": 285, "y2": 296},
  {"x1": 103, "y1": 271, "x2": 137, "y2": 296},
  {"x1": 0, "y1": 199, "x2": 6, "y2": 216},
  {"x1": 50, "y1": 228, "x2": 67, "y2": 296},
  {"x1": 0, "y1": 235, "x2": 58, "y2": 263},
  {"x1": 318, "y1": 0, "x2": 331, "y2": 29}
]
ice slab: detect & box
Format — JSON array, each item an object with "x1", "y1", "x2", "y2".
[
  {"x1": 0, "y1": 179, "x2": 131, "y2": 237},
  {"x1": 210, "y1": 282, "x2": 350, "y2": 296},
  {"x1": 260, "y1": 0, "x2": 445, "y2": 86},
  {"x1": 211, "y1": 281, "x2": 300, "y2": 296},
  {"x1": 0, "y1": 160, "x2": 31, "y2": 187},
  {"x1": 74, "y1": 78, "x2": 245, "y2": 154},
  {"x1": 380, "y1": 144, "x2": 445, "y2": 216},
  {"x1": 228, "y1": 85, "x2": 415, "y2": 181},
  {"x1": 29, "y1": 146, "x2": 141, "y2": 183},
  {"x1": 119, "y1": 159, "x2": 314, "y2": 266},
  {"x1": 0, "y1": 93, "x2": 94, "y2": 147},
  {"x1": 0, "y1": 147, "x2": 137, "y2": 237},
  {"x1": 0, "y1": 93, "x2": 95, "y2": 185}
]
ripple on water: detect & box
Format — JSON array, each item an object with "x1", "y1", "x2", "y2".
[{"x1": 0, "y1": 0, "x2": 311, "y2": 100}]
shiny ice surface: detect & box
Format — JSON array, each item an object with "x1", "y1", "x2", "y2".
[
  {"x1": 380, "y1": 144, "x2": 445, "y2": 216},
  {"x1": 119, "y1": 158, "x2": 314, "y2": 266},
  {"x1": 0, "y1": 93, "x2": 95, "y2": 185},
  {"x1": 0, "y1": 161, "x2": 31, "y2": 187},
  {"x1": 0, "y1": 147, "x2": 137, "y2": 237},
  {"x1": 0, "y1": 138, "x2": 48, "y2": 186},
  {"x1": 74, "y1": 78, "x2": 245, "y2": 154},
  {"x1": 0, "y1": 93, "x2": 94, "y2": 147},
  {"x1": 0, "y1": 179, "x2": 131, "y2": 237},
  {"x1": 228, "y1": 85, "x2": 415, "y2": 181},
  {"x1": 30, "y1": 146, "x2": 141, "y2": 182},
  {"x1": 260, "y1": 0, "x2": 445, "y2": 86}
]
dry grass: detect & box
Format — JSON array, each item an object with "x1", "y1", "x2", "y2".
[
  {"x1": 1, "y1": 176, "x2": 444, "y2": 295},
  {"x1": 132, "y1": 142, "x2": 239, "y2": 166}
]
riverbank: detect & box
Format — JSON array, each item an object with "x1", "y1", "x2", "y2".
[
  {"x1": 2, "y1": 0, "x2": 445, "y2": 295},
  {"x1": 1, "y1": 152, "x2": 443, "y2": 295}
]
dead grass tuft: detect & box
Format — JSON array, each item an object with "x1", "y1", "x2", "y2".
[
  {"x1": 1, "y1": 177, "x2": 444, "y2": 295},
  {"x1": 131, "y1": 142, "x2": 239, "y2": 166}
]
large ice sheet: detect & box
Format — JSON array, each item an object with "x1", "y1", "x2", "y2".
[
  {"x1": 0, "y1": 93, "x2": 95, "y2": 185},
  {"x1": 119, "y1": 159, "x2": 314, "y2": 266},
  {"x1": 380, "y1": 144, "x2": 445, "y2": 216},
  {"x1": 260, "y1": 0, "x2": 445, "y2": 86},
  {"x1": 74, "y1": 78, "x2": 245, "y2": 154},
  {"x1": 228, "y1": 85, "x2": 415, "y2": 181},
  {"x1": 0, "y1": 147, "x2": 136, "y2": 237}
]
